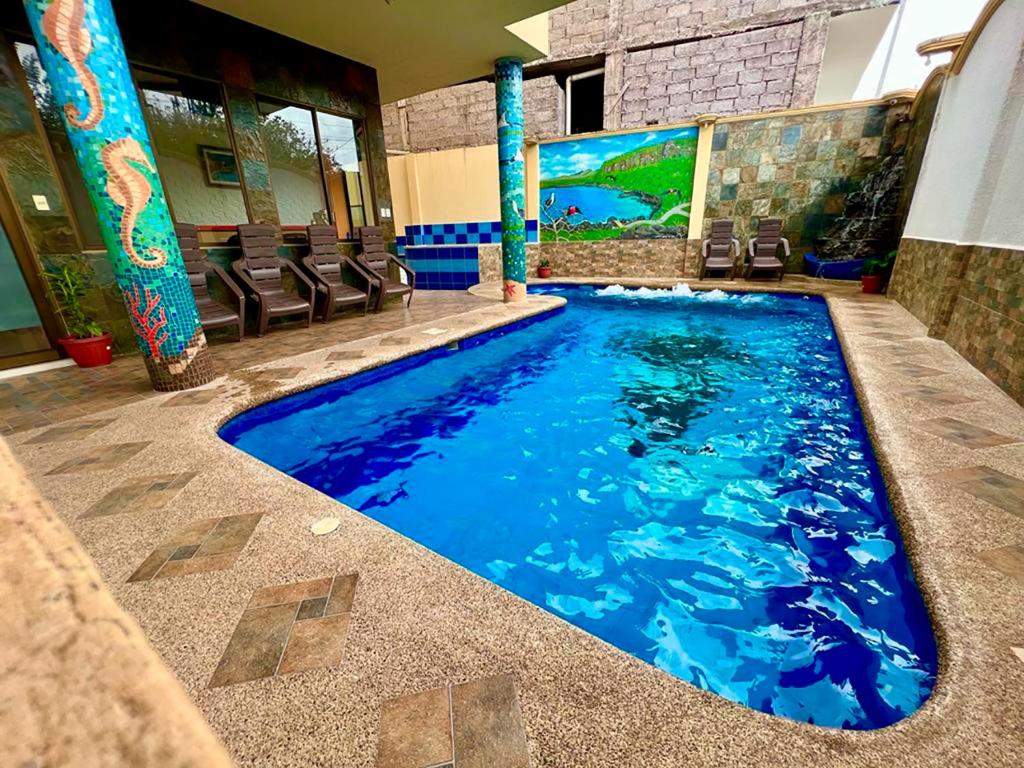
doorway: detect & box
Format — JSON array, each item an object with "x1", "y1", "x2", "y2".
[{"x1": 0, "y1": 182, "x2": 60, "y2": 370}]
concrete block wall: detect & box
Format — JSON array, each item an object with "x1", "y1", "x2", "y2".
[
  {"x1": 384, "y1": 76, "x2": 562, "y2": 153},
  {"x1": 621, "y1": 22, "x2": 803, "y2": 125},
  {"x1": 382, "y1": 0, "x2": 894, "y2": 152}
]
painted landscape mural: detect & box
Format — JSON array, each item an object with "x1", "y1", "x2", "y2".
[{"x1": 539, "y1": 126, "x2": 698, "y2": 241}]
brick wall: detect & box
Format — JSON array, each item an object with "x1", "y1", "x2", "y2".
[
  {"x1": 384, "y1": 76, "x2": 562, "y2": 152},
  {"x1": 383, "y1": 0, "x2": 895, "y2": 152},
  {"x1": 621, "y1": 22, "x2": 802, "y2": 126}
]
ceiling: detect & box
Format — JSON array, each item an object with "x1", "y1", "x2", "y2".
[{"x1": 191, "y1": 0, "x2": 565, "y2": 103}]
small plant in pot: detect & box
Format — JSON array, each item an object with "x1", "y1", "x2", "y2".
[
  {"x1": 44, "y1": 256, "x2": 113, "y2": 367},
  {"x1": 537, "y1": 258, "x2": 552, "y2": 279},
  {"x1": 861, "y1": 250, "x2": 896, "y2": 294}
]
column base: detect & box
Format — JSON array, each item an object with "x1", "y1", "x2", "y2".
[
  {"x1": 142, "y1": 331, "x2": 216, "y2": 391},
  {"x1": 502, "y1": 280, "x2": 527, "y2": 302}
]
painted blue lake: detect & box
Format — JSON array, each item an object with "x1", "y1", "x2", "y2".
[{"x1": 542, "y1": 185, "x2": 654, "y2": 225}]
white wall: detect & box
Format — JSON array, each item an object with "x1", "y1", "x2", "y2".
[
  {"x1": 903, "y1": 0, "x2": 1024, "y2": 248},
  {"x1": 815, "y1": 6, "x2": 897, "y2": 104}
]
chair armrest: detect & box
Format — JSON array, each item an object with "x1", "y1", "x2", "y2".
[
  {"x1": 779, "y1": 237, "x2": 791, "y2": 259},
  {"x1": 210, "y1": 264, "x2": 244, "y2": 300},
  {"x1": 300, "y1": 255, "x2": 331, "y2": 294},
  {"x1": 282, "y1": 258, "x2": 316, "y2": 297},
  {"x1": 731, "y1": 238, "x2": 741, "y2": 260},
  {"x1": 342, "y1": 256, "x2": 378, "y2": 291},
  {"x1": 388, "y1": 255, "x2": 415, "y2": 289},
  {"x1": 747, "y1": 239, "x2": 757, "y2": 260},
  {"x1": 701, "y1": 239, "x2": 710, "y2": 260},
  {"x1": 231, "y1": 259, "x2": 262, "y2": 297}
]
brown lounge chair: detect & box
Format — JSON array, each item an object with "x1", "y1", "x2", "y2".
[
  {"x1": 745, "y1": 217, "x2": 790, "y2": 280},
  {"x1": 700, "y1": 219, "x2": 741, "y2": 280},
  {"x1": 304, "y1": 225, "x2": 374, "y2": 321},
  {"x1": 233, "y1": 224, "x2": 315, "y2": 336},
  {"x1": 174, "y1": 223, "x2": 245, "y2": 340},
  {"x1": 355, "y1": 226, "x2": 415, "y2": 311}
]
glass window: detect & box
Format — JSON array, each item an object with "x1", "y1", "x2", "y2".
[
  {"x1": 257, "y1": 101, "x2": 329, "y2": 227},
  {"x1": 316, "y1": 111, "x2": 375, "y2": 238},
  {"x1": 137, "y1": 70, "x2": 247, "y2": 225},
  {"x1": 14, "y1": 42, "x2": 104, "y2": 249},
  {"x1": 257, "y1": 100, "x2": 375, "y2": 237}
]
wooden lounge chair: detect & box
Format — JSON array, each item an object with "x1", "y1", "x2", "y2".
[
  {"x1": 355, "y1": 226, "x2": 415, "y2": 311},
  {"x1": 304, "y1": 225, "x2": 373, "y2": 321},
  {"x1": 174, "y1": 223, "x2": 245, "y2": 341},
  {"x1": 700, "y1": 219, "x2": 740, "y2": 280},
  {"x1": 745, "y1": 217, "x2": 790, "y2": 281},
  {"x1": 233, "y1": 224, "x2": 315, "y2": 336}
]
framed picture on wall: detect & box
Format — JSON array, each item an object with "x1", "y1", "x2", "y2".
[{"x1": 199, "y1": 145, "x2": 241, "y2": 188}]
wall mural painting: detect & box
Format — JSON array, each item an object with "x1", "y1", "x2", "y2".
[
  {"x1": 539, "y1": 126, "x2": 698, "y2": 242},
  {"x1": 24, "y1": 0, "x2": 213, "y2": 390}
]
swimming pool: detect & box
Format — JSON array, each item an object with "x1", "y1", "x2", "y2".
[{"x1": 220, "y1": 284, "x2": 937, "y2": 730}]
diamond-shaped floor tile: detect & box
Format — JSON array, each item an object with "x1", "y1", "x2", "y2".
[
  {"x1": 128, "y1": 512, "x2": 262, "y2": 581},
  {"x1": 977, "y1": 545, "x2": 1024, "y2": 583},
  {"x1": 899, "y1": 385, "x2": 978, "y2": 406},
  {"x1": 377, "y1": 675, "x2": 529, "y2": 768},
  {"x1": 209, "y1": 574, "x2": 357, "y2": 687},
  {"x1": 47, "y1": 441, "x2": 151, "y2": 475},
  {"x1": 81, "y1": 471, "x2": 197, "y2": 518},
  {"x1": 939, "y1": 466, "x2": 1024, "y2": 519},
  {"x1": 24, "y1": 418, "x2": 116, "y2": 444},
  {"x1": 916, "y1": 418, "x2": 1021, "y2": 449}
]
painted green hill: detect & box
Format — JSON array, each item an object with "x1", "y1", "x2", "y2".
[{"x1": 542, "y1": 136, "x2": 697, "y2": 219}]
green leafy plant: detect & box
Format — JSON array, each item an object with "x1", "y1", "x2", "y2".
[
  {"x1": 863, "y1": 250, "x2": 897, "y2": 277},
  {"x1": 44, "y1": 256, "x2": 105, "y2": 339},
  {"x1": 538, "y1": 258, "x2": 551, "y2": 268}
]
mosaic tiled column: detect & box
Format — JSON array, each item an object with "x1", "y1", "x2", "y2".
[
  {"x1": 23, "y1": 0, "x2": 214, "y2": 391},
  {"x1": 495, "y1": 58, "x2": 526, "y2": 302}
]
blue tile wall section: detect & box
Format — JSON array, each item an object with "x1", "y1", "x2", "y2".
[
  {"x1": 404, "y1": 245, "x2": 480, "y2": 290},
  {"x1": 402, "y1": 220, "x2": 539, "y2": 247}
]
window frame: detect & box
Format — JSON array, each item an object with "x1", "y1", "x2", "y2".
[
  {"x1": 565, "y1": 67, "x2": 606, "y2": 136},
  {"x1": 7, "y1": 36, "x2": 106, "y2": 251},
  {"x1": 254, "y1": 95, "x2": 377, "y2": 240}
]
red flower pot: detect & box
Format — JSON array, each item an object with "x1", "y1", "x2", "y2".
[
  {"x1": 861, "y1": 275, "x2": 883, "y2": 294},
  {"x1": 537, "y1": 266, "x2": 552, "y2": 278},
  {"x1": 59, "y1": 332, "x2": 113, "y2": 367}
]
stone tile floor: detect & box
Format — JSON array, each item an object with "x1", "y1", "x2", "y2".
[
  {"x1": 377, "y1": 674, "x2": 530, "y2": 768},
  {"x1": 0, "y1": 292, "x2": 491, "y2": 435},
  {"x1": 209, "y1": 574, "x2": 358, "y2": 687},
  {"x1": 4, "y1": 280, "x2": 1024, "y2": 767}
]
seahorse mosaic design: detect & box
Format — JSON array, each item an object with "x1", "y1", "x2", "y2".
[
  {"x1": 102, "y1": 138, "x2": 168, "y2": 269},
  {"x1": 495, "y1": 58, "x2": 527, "y2": 302},
  {"x1": 25, "y1": 0, "x2": 213, "y2": 390},
  {"x1": 41, "y1": 0, "x2": 104, "y2": 130}
]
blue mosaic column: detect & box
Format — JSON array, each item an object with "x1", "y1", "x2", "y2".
[
  {"x1": 23, "y1": 0, "x2": 214, "y2": 391},
  {"x1": 495, "y1": 58, "x2": 527, "y2": 302}
]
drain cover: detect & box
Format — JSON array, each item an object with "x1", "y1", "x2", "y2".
[{"x1": 310, "y1": 517, "x2": 341, "y2": 536}]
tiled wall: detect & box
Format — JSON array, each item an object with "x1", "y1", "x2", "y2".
[
  {"x1": 703, "y1": 103, "x2": 908, "y2": 259},
  {"x1": 890, "y1": 237, "x2": 1024, "y2": 405},
  {"x1": 396, "y1": 220, "x2": 539, "y2": 290}
]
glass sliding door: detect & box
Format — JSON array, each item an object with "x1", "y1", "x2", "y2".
[{"x1": 0, "y1": 218, "x2": 55, "y2": 366}]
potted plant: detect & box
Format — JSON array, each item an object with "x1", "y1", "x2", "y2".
[
  {"x1": 861, "y1": 250, "x2": 896, "y2": 294},
  {"x1": 44, "y1": 256, "x2": 113, "y2": 367},
  {"x1": 537, "y1": 258, "x2": 552, "y2": 279}
]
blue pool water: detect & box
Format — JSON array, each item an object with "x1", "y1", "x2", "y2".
[
  {"x1": 542, "y1": 185, "x2": 655, "y2": 224},
  {"x1": 221, "y1": 285, "x2": 937, "y2": 730}
]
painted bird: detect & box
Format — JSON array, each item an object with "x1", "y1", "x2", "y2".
[
  {"x1": 545, "y1": 192, "x2": 556, "y2": 208},
  {"x1": 565, "y1": 205, "x2": 582, "y2": 217}
]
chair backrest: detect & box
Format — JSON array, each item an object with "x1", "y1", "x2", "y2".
[
  {"x1": 755, "y1": 217, "x2": 783, "y2": 260},
  {"x1": 707, "y1": 219, "x2": 734, "y2": 259},
  {"x1": 237, "y1": 224, "x2": 283, "y2": 286},
  {"x1": 174, "y1": 223, "x2": 209, "y2": 296},
  {"x1": 356, "y1": 226, "x2": 389, "y2": 273},
  {"x1": 306, "y1": 225, "x2": 342, "y2": 279}
]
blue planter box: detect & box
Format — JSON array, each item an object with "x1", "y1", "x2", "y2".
[{"x1": 804, "y1": 253, "x2": 864, "y2": 280}]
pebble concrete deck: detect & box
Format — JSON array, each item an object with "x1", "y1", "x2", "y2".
[{"x1": 4, "y1": 280, "x2": 1024, "y2": 767}]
